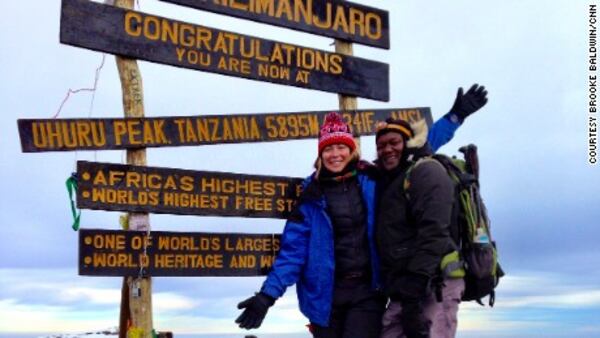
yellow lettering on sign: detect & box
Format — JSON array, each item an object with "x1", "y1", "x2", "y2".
[
  {"x1": 121, "y1": 7, "x2": 383, "y2": 78},
  {"x1": 213, "y1": 33, "x2": 228, "y2": 54},
  {"x1": 312, "y1": 3, "x2": 332, "y2": 29},
  {"x1": 391, "y1": 110, "x2": 423, "y2": 124},
  {"x1": 329, "y1": 55, "x2": 342, "y2": 75},
  {"x1": 162, "y1": 192, "x2": 229, "y2": 210},
  {"x1": 264, "y1": 114, "x2": 319, "y2": 139},
  {"x1": 143, "y1": 16, "x2": 161, "y2": 41},
  {"x1": 176, "y1": 47, "x2": 212, "y2": 66},
  {"x1": 93, "y1": 171, "x2": 108, "y2": 185},
  {"x1": 332, "y1": 4, "x2": 349, "y2": 34},
  {"x1": 295, "y1": 70, "x2": 309, "y2": 84},
  {"x1": 109, "y1": 171, "x2": 125, "y2": 185},
  {"x1": 154, "y1": 254, "x2": 223, "y2": 268},
  {"x1": 222, "y1": 118, "x2": 233, "y2": 140},
  {"x1": 254, "y1": 0, "x2": 275, "y2": 15},
  {"x1": 258, "y1": 63, "x2": 290, "y2": 80},
  {"x1": 365, "y1": 13, "x2": 382, "y2": 40},
  {"x1": 124, "y1": 12, "x2": 142, "y2": 37},
  {"x1": 225, "y1": 238, "x2": 234, "y2": 251},
  {"x1": 260, "y1": 255, "x2": 275, "y2": 268},
  {"x1": 180, "y1": 176, "x2": 194, "y2": 192},
  {"x1": 130, "y1": 235, "x2": 152, "y2": 250},
  {"x1": 229, "y1": 255, "x2": 256, "y2": 268},
  {"x1": 228, "y1": 237, "x2": 278, "y2": 251},
  {"x1": 31, "y1": 122, "x2": 48, "y2": 148},
  {"x1": 92, "y1": 233, "x2": 126, "y2": 250},
  {"x1": 113, "y1": 121, "x2": 127, "y2": 146},
  {"x1": 163, "y1": 176, "x2": 178, "y2": 191},
  {"x1": 275, "y1": 0, "x2": 293, "y2": 20},
  {"x1": 234, "y1": 195, "x2": 273, "y2": 212},
  {"x1": 90, "y1": 188, "x2": 159, "y2": 206},
  {"x1": 161, "y1": 19, "x2": 178, "y2": 44},
  {"x1": 31, "y1": 121, "x2": 106, "y2": 149},
  {"x1": 127, "y1": 120, "x2": 142, "y2": 145},
  {"x1": 293, "y1": 0, "x2": 310, "y2": 24},
  {"x1": 92, "y1": 253, "x2": 137, "y2": 268},
  {"x1": 349, "y1": 7, "x2": 364, "y2": 37},
  {"x1": 230, "y1": 0, "x2": 249, "y2": 11},
  {"x1": 270, "y1": 45, "x2": 284, "y2": 65},
  {"x1": 276, "y1": 198, "x2": 295, "y2": 212}
]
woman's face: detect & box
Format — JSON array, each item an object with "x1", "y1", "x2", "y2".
[{"x1": 321, "y1": 144, "x2": 352, "y2": 173}]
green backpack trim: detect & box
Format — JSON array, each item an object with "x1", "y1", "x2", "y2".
[{"x1": 403, "y1": 153, "x2": 502, "y2": 306}]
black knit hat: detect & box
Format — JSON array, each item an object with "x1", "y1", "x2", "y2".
[{"x1": 375, "y1": 118, "x2": 414, "y2": 141}]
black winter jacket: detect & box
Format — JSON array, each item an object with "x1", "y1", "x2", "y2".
[
  {"x1": 376, "y1": 159, "x2": 455, "y2": 295},
  {"x1": 320, "y1": 175, "x2": 371, "y2": 282}
]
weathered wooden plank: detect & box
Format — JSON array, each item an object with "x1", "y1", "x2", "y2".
[
  {"x1": 158, "y1": 0, "x2": 390, "y2": 49},
  {"x1": 60, "y1": 0, "x2": 389, "y2": 101},
  {"x1": 79, "y1": 229, "x2": 281, "y2": 276},
  {"x1": 18, "y1": 107, "x2": 431, "y2": 152},
  {"x1": 76, "y1": 161, "x2": 303, "y2": 219}
]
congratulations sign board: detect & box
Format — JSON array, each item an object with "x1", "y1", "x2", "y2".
[
  {"x1": 60, "y1": 0, "x2": 389, "y2": 101},
  {"x1": 18, "y1": 107, "x2": 431, "y2": 152},
  {"x1": 79, "y1": 229, "x2": 281, "y2": 276},
  {"x1": 159, "y1": 0, "x2": 390, "y2": 49},
  {"x1": 76, "y1": 161, "x2": 303, "y2": 219}
]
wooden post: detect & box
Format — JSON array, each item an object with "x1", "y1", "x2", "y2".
[
  {"x1": 107, "y1": 0, "x2": 153, "y2": 337},
  {"x1": 335, "y1": 39, "x2": 360, "y2": 148}
]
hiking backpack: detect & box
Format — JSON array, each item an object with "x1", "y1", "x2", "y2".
[{"x1": 405, "y1": 144, "x2": 504, "y2": 306}]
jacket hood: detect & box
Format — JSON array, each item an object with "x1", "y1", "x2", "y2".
[{"x1": 406, "y1": 119, "x2": 428, "y2": 149}]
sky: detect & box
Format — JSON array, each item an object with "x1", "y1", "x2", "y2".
[{"x1": 1, "y1": 0, "x2": 599, "y2": 337}]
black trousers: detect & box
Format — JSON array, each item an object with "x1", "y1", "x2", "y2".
[{"x1": 311, "y1": 282, "x2": 386, "y2": 338}]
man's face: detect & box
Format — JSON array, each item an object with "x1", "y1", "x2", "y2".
[{"x1": 376, "y1": 132, "x2": 405, "y2": 171}]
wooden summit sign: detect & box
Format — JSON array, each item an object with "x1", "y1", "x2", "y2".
[
  {"x1": 18, "y1": 107, "x2": 431, "y2": 152},
  {"x1": 76, "y1": 161, "x2": 303, "y2": 219},
  {"x1": 158, "y1": 0, "x2": 390, "y2": 49},
  {"x1": 60, "y1": 0, "x2": 389, "y2": 101},
  {"x1": 79, "y1": 229, "x2": 281, "y2": 276}
]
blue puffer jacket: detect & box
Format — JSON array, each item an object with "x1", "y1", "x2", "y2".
[
  {"x1": 260, "y1": 172, "x2": 380, "y2": 326},
  {"x1": 429, "y1": 114, "x2": 461, "y2": 152}
]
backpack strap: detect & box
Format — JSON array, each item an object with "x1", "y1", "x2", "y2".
[
  {"x1": 403, "y1": 156, "x2": 466, "y2": 279},
  {"x1": 402, "y1": 157, "x2": 447, "y2": 198}
]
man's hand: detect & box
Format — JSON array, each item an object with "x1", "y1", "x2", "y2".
[
  {"x1": 235, "y1": 292, "x2": 275, "y2": 330},
  {"x1": 450, "y1": 83, "x2": 488, "y2": 121},
  {"x1": 389, "y1": 273, "x2": 430, "y2": 302},
  {"x1": 401, "y1": 299, "x2": 431, "y2": 338}
]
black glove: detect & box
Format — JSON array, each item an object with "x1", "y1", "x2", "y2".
[
  {"x1": 401, "y1": 299, "x2": 431, "y2": 338},
  {"x1": 235, "y1": 292, "x2": 275, "y2": 329},
  {"x1": 449, "y1": 83, "x2": 488, "y2": 121},
  {"x1": 389, "y1": 273, "x2": 430, "y2": 302}
]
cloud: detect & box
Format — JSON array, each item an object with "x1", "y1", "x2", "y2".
[
  {"x1": 153, "y1": 292, "x2": 197, "y2": 311},
  {"x1": 0, "y1": 298, "x2": 118, "y2": 333},
  {"x1": 59, "y1": 287, "x2": 121, "y2": 305}
]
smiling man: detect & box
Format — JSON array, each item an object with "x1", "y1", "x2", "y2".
[{"x1": 374, "y1": 119, "x2": 459, "y2": 338}]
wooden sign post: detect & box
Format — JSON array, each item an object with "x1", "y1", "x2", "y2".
[
  {"x1": 336, "y1": 0, "x2": 358, "y2": 148},
  {"x1": 106, "y1": 0, "x2": 153, "y2": 336}
]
